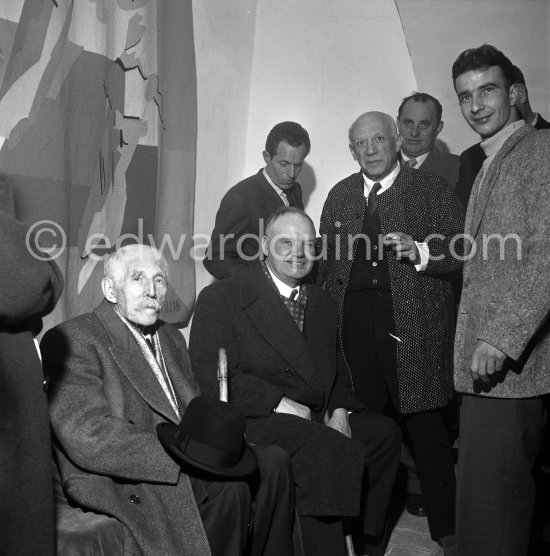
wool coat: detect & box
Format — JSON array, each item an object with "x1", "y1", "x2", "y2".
[
  {"x1": 189, "y1": 261, "x2": 368, "y2": 517},
  {"x1": 454, "y1": 125, "x2": 550, "y2": 398},
  {"x1": 455, "y1": 115, "x2": 550, "y2": 210},
  {"x1": 0, "y1": 213, "x2": 63, "y2": 556},
  {"x1": 41, "y1": 300, "x2": 211, "y2": 556},
  {"x1": 317, "y1": 166, "x2": 464, "y2": 414},
  {"x1": 204, "y1": 169, "x2": 303, "y2": 279}
]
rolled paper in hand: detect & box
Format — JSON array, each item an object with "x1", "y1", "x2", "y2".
[{"x1": 217, "y1": 348, "x2": 228, "y2": 402}]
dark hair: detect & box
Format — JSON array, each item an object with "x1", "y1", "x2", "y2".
[
  {"x1": 265, "y1": 121, "x2": 311, "y2": 158},
  {"x1": 512, "y1": 64, "x2": 525, "y2": 85},
  {"x1": 397, "y1": 92, "x2": 442, "y2": 124},
  {"x1": 452, "y1": 44, "x2": 515, "y2": 88},
  {"x1": 264, "y1": 206, "x2": 315, "y2": 235}
]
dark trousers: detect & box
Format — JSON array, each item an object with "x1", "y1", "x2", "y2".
[
  {"x1": 190, "y1": 444, "x2": 294, "y2": 556},
  {"x1": 343, "y1": 291, "x2": 456, "y2": 539},
  {"x1": 457, "y1": 394, "x2": 545, "y2": 556}
]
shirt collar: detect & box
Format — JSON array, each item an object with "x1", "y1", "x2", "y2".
[
  {"x1": 480, "y1": 119, "x2": 525, "y2": 158},
  {"x1": 265, "y1": 261, "x2": 298, "y2": 298},
  {"x1": 401, "y1": 150, "x2": 430, "y2": 168},
  {"x1": 263, "y1": 168, "x2": 287, "y2": 197},
  {"x1": 362, "y1": 162, "x2": 401, "y2": 197}
]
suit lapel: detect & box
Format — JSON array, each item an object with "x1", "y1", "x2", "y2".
[
  {"x1": 240, "y1": 263, "x2": 316, "y2": 385},
  {"x1": 95, "y1": 301, "x2": 180, "y2": 423},
  {"x1": 157, "y1": 326, "x2": 197, "y2": 412},
  {"x1": 469, "y1": 125, "x2": 533, "y2": 238}
]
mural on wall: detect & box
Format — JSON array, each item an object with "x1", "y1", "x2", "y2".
[{"x1": 0, "y1": 0, "x2": 197, "y2": 328}]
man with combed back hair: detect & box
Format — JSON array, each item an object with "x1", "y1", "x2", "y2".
[
  {"x1": 192, "y1": 207, "x2": 401, "y2": 556},
  {"x1": 452, "y1": 44, "x2": 550, "y2": 556}
]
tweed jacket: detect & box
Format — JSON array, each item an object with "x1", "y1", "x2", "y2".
[
  {"x1": 204, "y1": 169, "x2": 304, "y2": 280},
  {"x1": 0, "y1": 214, "x2": 63, "y2": 556},
  {"x1": 41, "y1": 300, "x2": 211, "y2": 556},
  {"x1": 317, "y1": 166, "x2": 464, "y2": 414},
  {"x1": 189, "y1": 261, "x2": 367, "y2": 516},
  {"x1": 419, "y1": 144, "x2": 459, "y2": 188},
  {"x1": 454, "y1": 125, "x2": 550, "y2": 397},
  {"x1": 456, "y1": 115, "x2": 550, "y2": 210}
]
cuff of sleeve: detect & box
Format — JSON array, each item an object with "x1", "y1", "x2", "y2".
[{"x1": 414, "y1": 241, "x2": 429, "y2": 272}]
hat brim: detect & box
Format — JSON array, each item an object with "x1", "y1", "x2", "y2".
[{"x1": 156, "y1": 423, "x2": 258, "y2": 478}]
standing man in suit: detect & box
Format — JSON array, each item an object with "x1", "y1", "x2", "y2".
[
  {"x1": 455, "y1": 63, "x2": 550, "y2": 210},
  {"x1": 452, "y1": 44, "x2": 550, "y2": 556},
  {"x1": 190, "y1": 207, "x2": 401, "y2": 556},
  {"x1": 42, "y1": 244, "x2": 294, "y2": 556},
  {"x1": 204, "y1": 121, "x2": 309, "y2": 280},
  {"x1": 397, "y1": 92, "x2": 459, "y2": 187},
  {"x1": 317, "y1": 111, "x2": 464, "y2": 555},
  {"x1": 1, "y1": 213, "x2": 63, "y2": 556}
]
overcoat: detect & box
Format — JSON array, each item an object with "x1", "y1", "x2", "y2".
[
  {"x1": 189, "y1": 261, "x2": 367, "y2": 517},
  {"x1": 420, "y1": 144, "x2": 459, "y2": 188},
  {"x1": 41, "y1": 300, "x2": 211, "y2": 556},
  {"x1": 0, "y1": 213, "x2": 63, "y2": 556},
  {"x1": 454, "y1": 125, "x2": 550, "y2": 397},
  {"x1": 204, "y1": 169, "x2": 303, "y2": 279},
  {"x1": 317, "y1": 166, "x2": 464, "y2": 414}
]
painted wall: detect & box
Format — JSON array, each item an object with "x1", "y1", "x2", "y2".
[{"x1": 192, "y1": 0, "x2": 549, "y2": 305}]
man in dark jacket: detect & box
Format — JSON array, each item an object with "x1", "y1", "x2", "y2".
[
  {"x1": 204, "y1": 121, "x2": 309, "y2": 279},
  {"x1": 0, "y1": 212, "x2": 63, "y2": 556},
  {"x1": 191, "y1": 207, "x2": 401, "y2": 556}
]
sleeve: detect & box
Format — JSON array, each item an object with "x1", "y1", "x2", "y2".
[
  {"x1": 43, "y1": 323, "x2": 181, "y2": 484},
  {"x1": 203, "y1": 189, "x2": 251, "y2": 280},
  {"x1": 189, "y1": 287, "x2": 285, "y2": 416},
  {"x1": 0, "y1": 213, "x2": 63, "y2": 323}
]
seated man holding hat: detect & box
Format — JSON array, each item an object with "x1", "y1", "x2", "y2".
[{"x1": 42, "y1": 244, "x2": 293, "y2": 556}]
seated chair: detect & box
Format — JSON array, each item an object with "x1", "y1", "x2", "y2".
[{"x1": 53, "y1": 461, "x2": 125, "y2": 555}]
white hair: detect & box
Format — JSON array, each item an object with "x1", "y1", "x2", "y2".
[{"x1": 104, "y1": 244, "x2": 168, "y2": 286}]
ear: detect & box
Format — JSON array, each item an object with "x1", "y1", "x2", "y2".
[
  {"x1": 436, "y1": 120, "x2": 444, "y2": 137},
  {"x1": 261, "y1": 235, "x2": 269, "y2": 258},
  {"x1": 349, "y1": 144, "x2": 358, "y2": 161},
  {"x1": 395, "y1": 133, "x2": 402, "y2": 153},
  {"x1": 262, "y1": 150, "x2": 271, "y2": 165},
  {"x1": 514, "y1": 83, "x2": 527, "y2": 104},
  {"x1": 509, "y1": 83, "x2": 519, "y2": 107},
  {"x1": 101, "y1": 277, "x2": 117, "y2": 303}
]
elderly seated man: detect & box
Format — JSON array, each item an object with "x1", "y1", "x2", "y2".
[
  {"x1": 190, "y1": 207, "x2": 401, "y2": 556},
  {"x1": 41, "y1": 244, "x2": 294, "y2": 556}
]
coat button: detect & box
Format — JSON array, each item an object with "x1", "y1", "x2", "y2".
[
  {"x1": 129, "y1": 494, "x2": 141, "y2": 504},
  {"x1": 285, "y1": 368, "x2": 293, "y2": 376},
  {"x1": 128, "y1": 419, "x2": 135, "y2": 424},
  {"x1": 337, "y1": 278, "x2": 343, "y2": 285},
  {"x1": 42, "y1": 376, "x2": 50, "y2": 392}
]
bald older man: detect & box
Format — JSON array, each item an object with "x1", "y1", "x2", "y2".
[{"x1": 317, "y1": 112, "x2": 464, "y2": 554}]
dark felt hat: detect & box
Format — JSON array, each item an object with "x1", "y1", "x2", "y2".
[{"x1": 157, "y1": 396, "x2": 257, "y2": 478}]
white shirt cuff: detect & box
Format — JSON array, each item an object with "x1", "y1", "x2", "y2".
[{"x1": 414, "y1": 241, "x2": 429, "y2": 272}]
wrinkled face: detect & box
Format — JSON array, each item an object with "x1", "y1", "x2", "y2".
[
  {"x1": 262, "y1": 212, "x2": 315, "y2": 287},
  {"x1": 454, "y1": 65, "x2": 518, "y2": 139},
  {"x1": 397, "y1": 100, "x2": 442, "y2": 157},
  {"x1": 263, "y1": 141, "x2": 308, "y2": 191},
  {"x1": 349, "y1": 114, "x2": 401, "y2": 180},
  {"x1": 103, "y1": 249, "x2": 168, "y2": 327}
]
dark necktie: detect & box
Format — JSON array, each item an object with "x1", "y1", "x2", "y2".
[
  {"x1": 407, "y1": 157, "x2": 417, "y2": 168},
  {"x1": 367, "y1": 182, "x2": 382, "y2": 216},
  {"x1": 289, "y1": 288, "x2": 298, "y2": 300},
  {"x1": 145, "y1": 337, "x2": 157, "y2": 359}
]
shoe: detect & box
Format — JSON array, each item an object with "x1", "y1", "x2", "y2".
[{"x1": 406, "y1": 493, "x2": 427, "y2": 518}]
